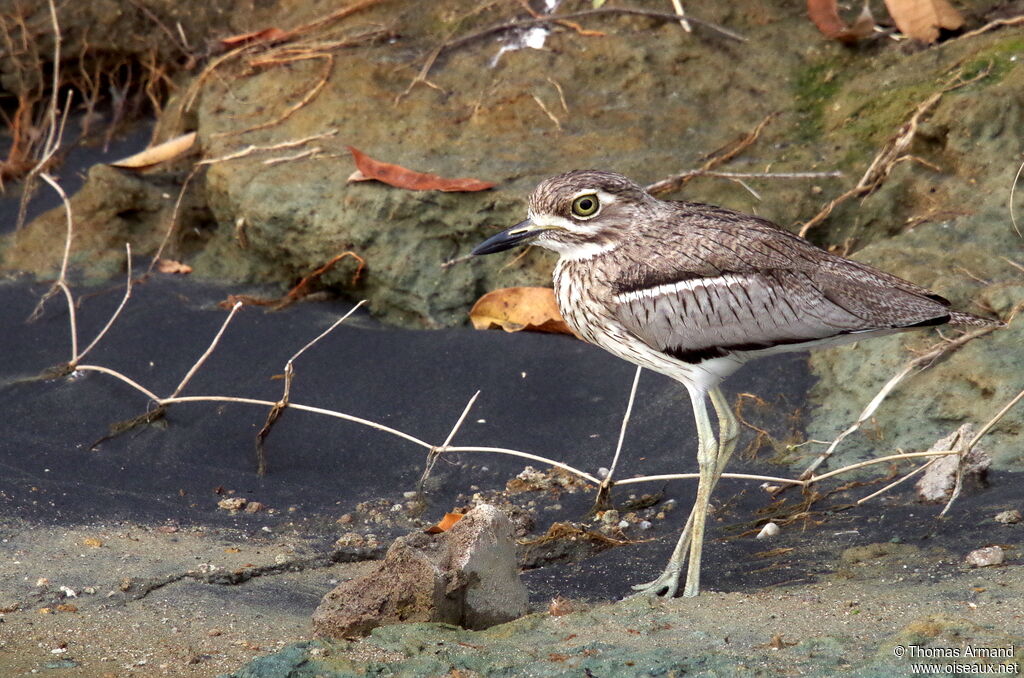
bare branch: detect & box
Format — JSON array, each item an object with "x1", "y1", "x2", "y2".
[
  {"x1": 73, "y1": 243, "x2": 133, "y2": 367},
  {"x1": 169, "y1": 301, "x2": 243, "y2": 398}
]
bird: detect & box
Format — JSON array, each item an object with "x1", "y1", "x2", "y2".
[{"x1": 472, "y1": 169, "x2": 1001, "y2": 598}]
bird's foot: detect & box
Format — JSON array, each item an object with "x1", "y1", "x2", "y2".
[{"x1": 628, "y1": 568, "x2": 681, "y2": 598}]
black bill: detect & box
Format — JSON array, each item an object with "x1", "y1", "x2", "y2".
[{"x1": 471, "y1": 219, "x2": 542, "y2": 255}]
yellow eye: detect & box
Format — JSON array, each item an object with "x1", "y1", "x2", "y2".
[{"x1": 571, "y1": 194, "x2": 600, "y2": 218}]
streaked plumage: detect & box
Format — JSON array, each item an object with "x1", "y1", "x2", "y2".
[{"x1": 473, "y1": 169, "x2": 1001, "y2": 598}]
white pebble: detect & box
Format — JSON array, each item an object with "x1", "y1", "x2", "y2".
[
  {"x1": 756, "y1": 522, "x2": 780, "y2": 540},
  {"x1": 965, "y1": 545, "x2": 1004, "y2": 568},
  {"x1": 639, "y1": 520, "x2": 652, "y2": 530}
]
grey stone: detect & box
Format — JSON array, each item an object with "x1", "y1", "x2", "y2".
[
  {"x1": 443, "y1": 503, "x2": 529, "y2": 630},
  {"x1": 312, "y1": 504, "x2": 527, "y2": 639}
]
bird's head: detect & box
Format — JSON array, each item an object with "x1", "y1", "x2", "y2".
[{"x1": 473, "y1": 170, "x2": 654, "y2": 260}]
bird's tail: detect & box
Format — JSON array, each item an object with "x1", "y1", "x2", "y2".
[{"x1": 949, "y1": 311, "x2": 1005, "y2": 328}]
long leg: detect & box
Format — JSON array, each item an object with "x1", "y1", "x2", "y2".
[
  {"x1": 681, "y1": 387, "x2": 717, "y2": 597},
  {"x1": 710, "y1": 386, "x2": 739, "y2": 477},
  {"x1": 631, "y1": 386, "x2": 718, "y2": 597},
  {"x1": 631, "y1": 386, "x2": 737, "y2": 597}
]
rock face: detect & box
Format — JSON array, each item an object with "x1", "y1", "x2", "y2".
[{"x1": 312, "y1": 504, "x2": 529, "y2": 639}]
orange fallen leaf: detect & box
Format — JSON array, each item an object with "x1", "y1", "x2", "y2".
[
  {"x1": 109, "y1": 132, "x2": 196, "y2": 169},
  {"x1": 807, "y1": 0, "x2": 876, "y2": 44},
  {"x1": 346, "y1": 146, "x2": 496, "y2": 192},
  {"x1": 883, "y1": 0, "x2": 963, "y2": 43},
  {"x1": 220, "y1": 27, "x2": 290, "y2": 48},
  {"x1": 425, "y1": 512, "x2": 464, "y2": 534},
  {"x1": 470, "y1": 287, "x2": 574, "y2": 335},
  {"x1": 157, "y1": 259, "x2": 193, "y2": 274}
]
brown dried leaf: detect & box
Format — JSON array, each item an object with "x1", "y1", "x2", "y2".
[
  {"x1": 346, "y1": 146, "x2": 496, "y2": 192},
  {"x1": 109, "y1": 132, "x2": 196, "y2": 169},
  {"x1": 884, "y1": 0, "x2": 963, "y2": 42},
  {"x1": 220, "y1": 27, "x2": 290, "y2": 47},
  {"x1": 807, "y1": 0, "x2": 876, "y2": 44},
  {"x1": 425, "y1": 512, "x2": 464, "y2": 534},
  {"x1": 156, "y1": 259, "x2": 193, "y2": 274},
  {"x1": 469, "y1": 287, "x2": 574, "y2": 335}
]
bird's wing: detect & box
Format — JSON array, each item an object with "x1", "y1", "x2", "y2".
[{"x1": 610, "y1": 206, "x2": 952, "y2": 361}]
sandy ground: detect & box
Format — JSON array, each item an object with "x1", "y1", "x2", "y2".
[{"x1": 0, "y1": 521, "x2": 379, "y2": 676}]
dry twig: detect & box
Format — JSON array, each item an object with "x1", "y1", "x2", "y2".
[
  {"x1": 799, "y1": 65, "x2": 992, "y2": 237},
  {"x1": 797, "y1": 325, "x2": 999, "y2": 481}
]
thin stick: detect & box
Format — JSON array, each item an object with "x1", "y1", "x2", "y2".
[
  {"x1": 257, "y1": 300, "x2": 366, "y2": 474},
  {"x1": 807, "y1": 449, "x2": 957, "y2": 484},
  {"x1": 646, "y1": 169, "x2": 842, "y2": 194},
  {"x1": 197, "y1": 130, "x2": 337, "y2": 166},
  {"x1": 968, "y1": 388, "x2": 1024, "y2": 450},
  {"x1": 74, "y1": 364, "x2": 162, "y2": 403},
  {"x1": 615, "y1": 472, "x2": 804, "y2": 486},
  {"x1": 147, "y1": 164, "x2": 200, "y2": 274},
  {"x1": 605, "y1": 366, "x2": 642, "y2": 484},
  {"x1": 1010, "y1": 159, "x2": 1023, "y2": 238},
  {"x1": 57, "y1": 281, "x2": 78, "y2": 362},
  {"x1": 73, "y1": 243, "x2": 133, "y2": 366},
  {"x1": 531, "y1": 94, "x2": 562, "y2": 131},
  {"x1": 165, "y1": 396, "x2": 434, "y2": 449},
  {"x1": 442, "y1": 446, "x2": 601, "y2": 485},
  {"x1": 441, "y1": 391, "x2": 480, "y2": 449},
  {"x1": 669, "y1": 0, "x2": 691, "y2": 32},
  {"x1": 799, "y1": 65, "x2": 991, "y2": 237},
  {"x1": 287, "y1": 301, "x2": 366, "y2": 371},
  {"x1": 798, "y1": 326, "x2": 996, "y2": 480},
  {"x1": 944, "y1": 15, "x2": 1024, "y2": 45},
  {"x1": 856, "y1": 456, "x2": 940, "y2": 505},
  {"x1": 169, "y1": 301, "x2": 243, "y2": 398},
  {"x1": 420, "y1": 391, "x2": 483, "y2": 488},
  {"x1": 41, "y1": 172, "x2": 73, "y2": 285},
  {"x1": 212, "y1": 55, "x2": 333, "y2": 138}
]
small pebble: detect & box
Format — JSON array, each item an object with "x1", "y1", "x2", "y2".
[
  {"x1": 597, "y1": 467, "x2": 610, "y2": 479},
  {"x1": 639, "y1": 520, "x2": 652, "y2": 530},
  {"x1": 217, "y1": 497, "x2": 247, "y2": 511},
  {"x1": 617, "y1": 520, "x2": 630, "y2": 530},
  {"x1": 756, "y1": 522, "x2": 780, "y2": 540},
  {"x1": 600, "y1": 510, "x2": 620, "y2": 526},
  {"x1": 965, "y1": 546, "x2": 1004, "y2": 568},
  {"x1": 994, "y1": 509, "x2": 1021, "y2": 525}
]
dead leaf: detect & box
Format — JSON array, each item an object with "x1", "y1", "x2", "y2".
[
  {"x1": 110, "y1": 132, "x2": 196, "y2": 169},
  {"x1": 346, "y1": 146, "x2": 496, "y2": 192},
  {"x1": 469, "y1": 287, "x2": 574, "y2": 335},
  {"x1": 884, "y1": 0, "x2": 963, "y2": 42},
  {"x1": 425, "y1": 512, "x2": 464, "y2": 534},
  {"x1": 220, "y1": 27, "x2": 290, "y2": 48},
  {"x1": 156, "y1": 259, "x2": 193, "y2": 274},
  {"x1": 807, "y1": 0, "x2": 876, "y2": 44}
]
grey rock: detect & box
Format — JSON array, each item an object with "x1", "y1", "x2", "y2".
[
  {"x1": 915, "y1": 424, "x2": 991, "y2": 503},
  {"x1": 312, "y1": 504, "x2": 527, "y2": 639},
  {"x1": 444, "y1": 503, "x2": 529, "y2": 630}
]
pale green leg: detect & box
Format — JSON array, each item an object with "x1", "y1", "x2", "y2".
[{"x1": 631, "y1": 386, "x2": 739, "y2": 598}]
